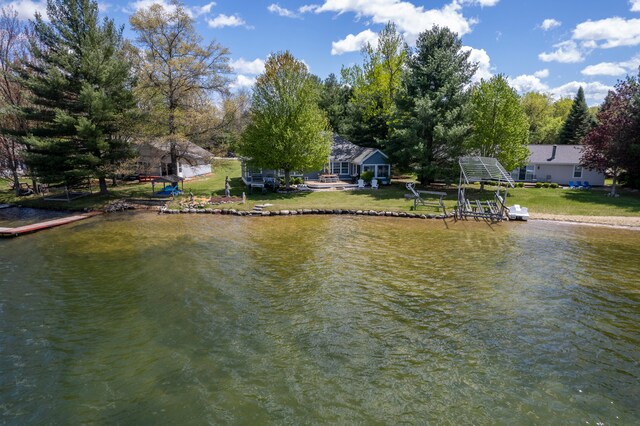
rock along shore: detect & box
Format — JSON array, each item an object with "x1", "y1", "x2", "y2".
[{"x1": 158, "y1": 206, "x2": 455, "y2": 220}]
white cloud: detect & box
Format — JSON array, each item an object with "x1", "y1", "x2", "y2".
[
  {"x1": 581, "y1": 55, "x2": 640, "y2": 76},
  {"x1": 459, "y1": 0, "x2": 500, "y2": 6},
  {"x1": 1, "y1": 0, "x2": 48, "y2": 20},
  {"x1": 550, "y1": 81, "x2": 613, "y2": 104},
  {"x1": 533, "y1": 69, "x2": 549, "y2": 78},
  {"x1": 314, "y1": 0, "x2": 476, "y2": 44},
  {"x1": 230, "y1": 58, "x2": 265, "y2": 75},
  {"x1": 127, "y1": 1, "x2": 216, "y2": 18},
  {"x1": 207, "y1": 14, "x2": 246, "y2": 28},
  {"x1": 299, "y1": 4, "x2": 319, "y2": 13},
  {"x1": 631, "y1": 0, "x2": 640, "y2": 12},
  {"x1": 538, "y1": 40, "x2": 584, "y2": 63},
  {"x1": 230, "y1": 75, "x2": 256, "y2": 89},
  {"x1": 331, "y1": 29, "x2": 378, "y2": 55},
  {"x1": 540, "y1": 18, "x2": 561, "y2": 31},
  {"x1": 462, "y1": 46, "x2": 492, "y2": 82},
  {"x1": 572, "y1": 17, "x2": 640, "y2": 48},
  {"x1": 267, "y1": 3, "x2": 300, "y2": 18},
  {"x1": 508, "y1": 74, "x2": 549, "y2": 94}
]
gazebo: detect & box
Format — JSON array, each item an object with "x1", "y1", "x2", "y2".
[
  {"x1": 457, "y1": 156, "x2": 514, "y2": 221},
  {"x1": 151, "y1": 175, "x2": 184, "y2": 196}
]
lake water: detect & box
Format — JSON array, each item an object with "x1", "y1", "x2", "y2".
[
  {"x1": 1, "y1": 213, "x2": 639, "y2": 424},
  {"x1": 0, "y1": 207, "x2": 71, "y2": 228}
]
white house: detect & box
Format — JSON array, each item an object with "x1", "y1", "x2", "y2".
[
  {"x1": 137, "y1": 140, "x2": 213, "y2": 178},
  {"x1": 511, "y1": 145, "x2": 605, "y2": 186}
]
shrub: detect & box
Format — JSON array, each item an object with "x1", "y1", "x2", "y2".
[
  {"x1": 535, "y1": 182, "x2": 543, "y2": 188},
  {"x1": 550, "y1": 183, "x2": 558, "y2": 189},
  {"x1": 516, "y1": 182, "x2": 525, "y2": 188},
  {"x1": 542, "y1": 182, "x2": 550, "y2": 188},
  {"x1": 361, "y1": 171, "x2": 374, "y2": 183}
]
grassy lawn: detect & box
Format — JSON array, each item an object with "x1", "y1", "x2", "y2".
[{"x1": 3, "y1": 159, "x2": 640, "y2": 217}]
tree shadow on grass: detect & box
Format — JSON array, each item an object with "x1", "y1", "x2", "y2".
[{"x1": 558, "y1": 188, "x2": 640, "y2": 214}]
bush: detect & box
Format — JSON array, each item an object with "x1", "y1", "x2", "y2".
[
  {"x1": 361, "y1": 171, "x2": 374, "y2": 183},
  {"x1": 292, "y1": 177, "x2": 304, "y2": 185},
  {"x1": 535, "y1": 182, "x2": 543, "y2": 188},
  {"x1": 550, "y1": 183, "x2": 558, "y2": 189},
  {"x1": 542, "y1": 182, "x2": 550, "y2": 188},
  {"x1": 516, "y1": 182, "x2": 525, "y2": 188}
]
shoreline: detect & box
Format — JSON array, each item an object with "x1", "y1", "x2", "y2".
[{"x1": 529, "y1": 213, "x2": 640, "y2": 230}]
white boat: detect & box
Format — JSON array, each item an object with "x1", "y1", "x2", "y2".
[{"x1": 508, "y1": 204, "x2": 529, "y2": 221}]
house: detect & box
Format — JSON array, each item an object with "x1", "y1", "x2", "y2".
[
  {"x1": 511, "y1": 144, "x2": 605, "y2": 186},
  {"x1": 136, "y1": 140, "x2": 213, "y2": 178},
  {"x1": 241, "y1": 134, "x2": 391, "y2": 187}
]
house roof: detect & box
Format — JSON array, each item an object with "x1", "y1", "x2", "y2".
[
  {"x1": 528, "y1": 144, "x2": 583, "y2": 165},
  {"x1": 138, "y1": 139, "x2": 214, "y2": 164},
  {"x1": 329, "y1": 134, "x2": 383, "y2": 163}
]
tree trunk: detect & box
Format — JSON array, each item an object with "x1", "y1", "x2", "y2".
[
  {"x1": 610, "y1": 170, "x2": 618, "y2": 197},
  {"x1": 284, "y1": 169, "x2": 291, "y2": 190},
  {"x1": 98, "y1": 176, "x2": 109, "y2": 195},
  {"x1": 12, "y1": 169, "x2": 20, "y2": 197}
]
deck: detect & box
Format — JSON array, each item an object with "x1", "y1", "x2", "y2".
[
  {"x1": 0, "y1": 212, "x2": 101, "y2": 237},
  {"x1": 306, "y1": 180, "x2": 358, "y2": 191}
]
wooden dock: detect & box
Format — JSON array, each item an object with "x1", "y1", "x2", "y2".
[{"x1": 0, "y1": 212, "x2": 101, "y2": 237}]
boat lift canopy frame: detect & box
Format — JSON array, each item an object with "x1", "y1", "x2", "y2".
[{"x1": 457, "y1": 156, "x2": 515, "y2": 221}]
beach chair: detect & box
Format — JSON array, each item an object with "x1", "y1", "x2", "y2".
[
  {"x1": 357, "y1": 179, "x2": 366, "y2": 189},
  {"x1": 568, "y1": 181, "x2": 576, "y2": 189},
  {"x1": 371, "y1": 179, "x2": 379, "y2": 189},
  {"x1": 576, "y1": 181, "x2": 584, "y2": 189},
  {"x1": 582, "y1": 181, "x2": 592, "y2": 189}
]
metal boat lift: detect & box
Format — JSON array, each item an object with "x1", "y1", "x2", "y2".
[{"x1": 457, "y1": 156, "x2": 515, "y2": 221}]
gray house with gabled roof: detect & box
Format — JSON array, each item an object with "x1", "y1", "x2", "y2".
[
  {"x1": 241, "y1": 134, "x2": 391, "y2": 186},
  {"x1": 511, "y1": 144, "x2": 605, "y2": 186}
]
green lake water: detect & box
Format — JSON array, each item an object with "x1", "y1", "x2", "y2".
[{"x1": 1, "y1": 213, "x2": 639, "y2": 424}]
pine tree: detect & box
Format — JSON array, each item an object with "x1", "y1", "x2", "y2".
[
  {"x1": 390, "y1": 26, "x2": 477, "y2": 184},
  {"x1": 21, "y1": 0, "x2": 136, "y2": 194},
  {"x1": 558, "y1": 87, "x2": 593, "y2": 145}
]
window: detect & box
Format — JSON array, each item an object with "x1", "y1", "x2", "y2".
[
  {"x1": 331, "y1": 162, "x2": 341, "y2": 174},
  {"x1": 573, "y1": 165, "x2": 583, "y2": 178},
  {"x1": 340, "y1": 162, "x2": 349, "y2": 175},
  {"x1": 377, "y1": 165, "x2": 390, "y2": 177}
]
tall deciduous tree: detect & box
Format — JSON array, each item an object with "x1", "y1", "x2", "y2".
[
  {"x1": 130, "y1": 0, "x2": 231, "y2": 174},
  {"x1": 390, "y1": 26, "x2": 477, "y2": 184},
  {"x1": 582, "y1": 76, "x2": 640, "y2": 196},
  {"x1": 240, "y1": 51, "x2": 332, "y2": 189},
  {"x1": 468, "y1": 75, "x2": 529, "y2": 172},
  {"x1": 341, "y1": 22, "x2": 405, "y2": 148},
  {"x1": 0, "y1": 6, "x2": 30, "y2": 195},
  {"x1": 21, "y1": 0, "x2": 136, "y2": 194},
  {"x1": 558, "y1": 87, "x2": 593, "y2": 144}
]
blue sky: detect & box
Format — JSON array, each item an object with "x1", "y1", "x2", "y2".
[{"x1": 4, "y1": 0, "x2": 640, "y2": 105}]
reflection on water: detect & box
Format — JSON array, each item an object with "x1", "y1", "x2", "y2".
[
  {"x1": 1, "y1": 213, "x2": 639, "y2": 424},
  {"x1": 0, "y1": 207, "x2": 71, "y2": 227}
]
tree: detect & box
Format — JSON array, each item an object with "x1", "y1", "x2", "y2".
[
  {"x1": 390, "y1": 26, "x2": 477, "y2": 184},
  {"x1": 318, "y1": 73, "x2": 350, "y2": 134},
  {"x1": 520, "y1": 93, "x2": 574, "y2": 145},
  {"x1": 341, "y1": 22, "x2": 405, "y2": 148},
  {"x1": 21, "y1": 0, "x2": 136, "y2": 194},
  {"x1": 0, "y1": 6, "x2": 29, "y2": 195},
  {"x1": 240, "y1": 51, "x2": 332, "y2": 189},
  {"x1": 130, "y1": 0, "x2": 231, "y2": 175},
  {"x1": 468, "y1": 75, "x2": 529, "y2": 173},
  {"x1": 558, "y1": 87, "x2": 593, "y2": 144},
  {"x1": 582, "y1": 76, "x2": 640, "y2": 196}
]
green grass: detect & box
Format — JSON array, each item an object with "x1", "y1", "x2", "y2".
[{"x1": 3, "y1": 160, "x2": 640, "y2": 217}]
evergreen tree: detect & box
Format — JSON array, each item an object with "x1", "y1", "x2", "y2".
[
  {"x1": 558, "y1": 87, "x2": 593, "y2": 145},
  {"x1": 318, "y1": 73, "x2": 351, "y2": 135},
  {"x1": 468, "y1": 75, "x2": 529, "y2": 172},
  {"x1": 240, "y1": 52, "x2": 332, "y2": 189},
  {"x1": 21, "y1": 0, "x2": 136, "y2": 194},
  {"x1": 390, "y1": 26, "x2": 477, "y2": 184}
]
